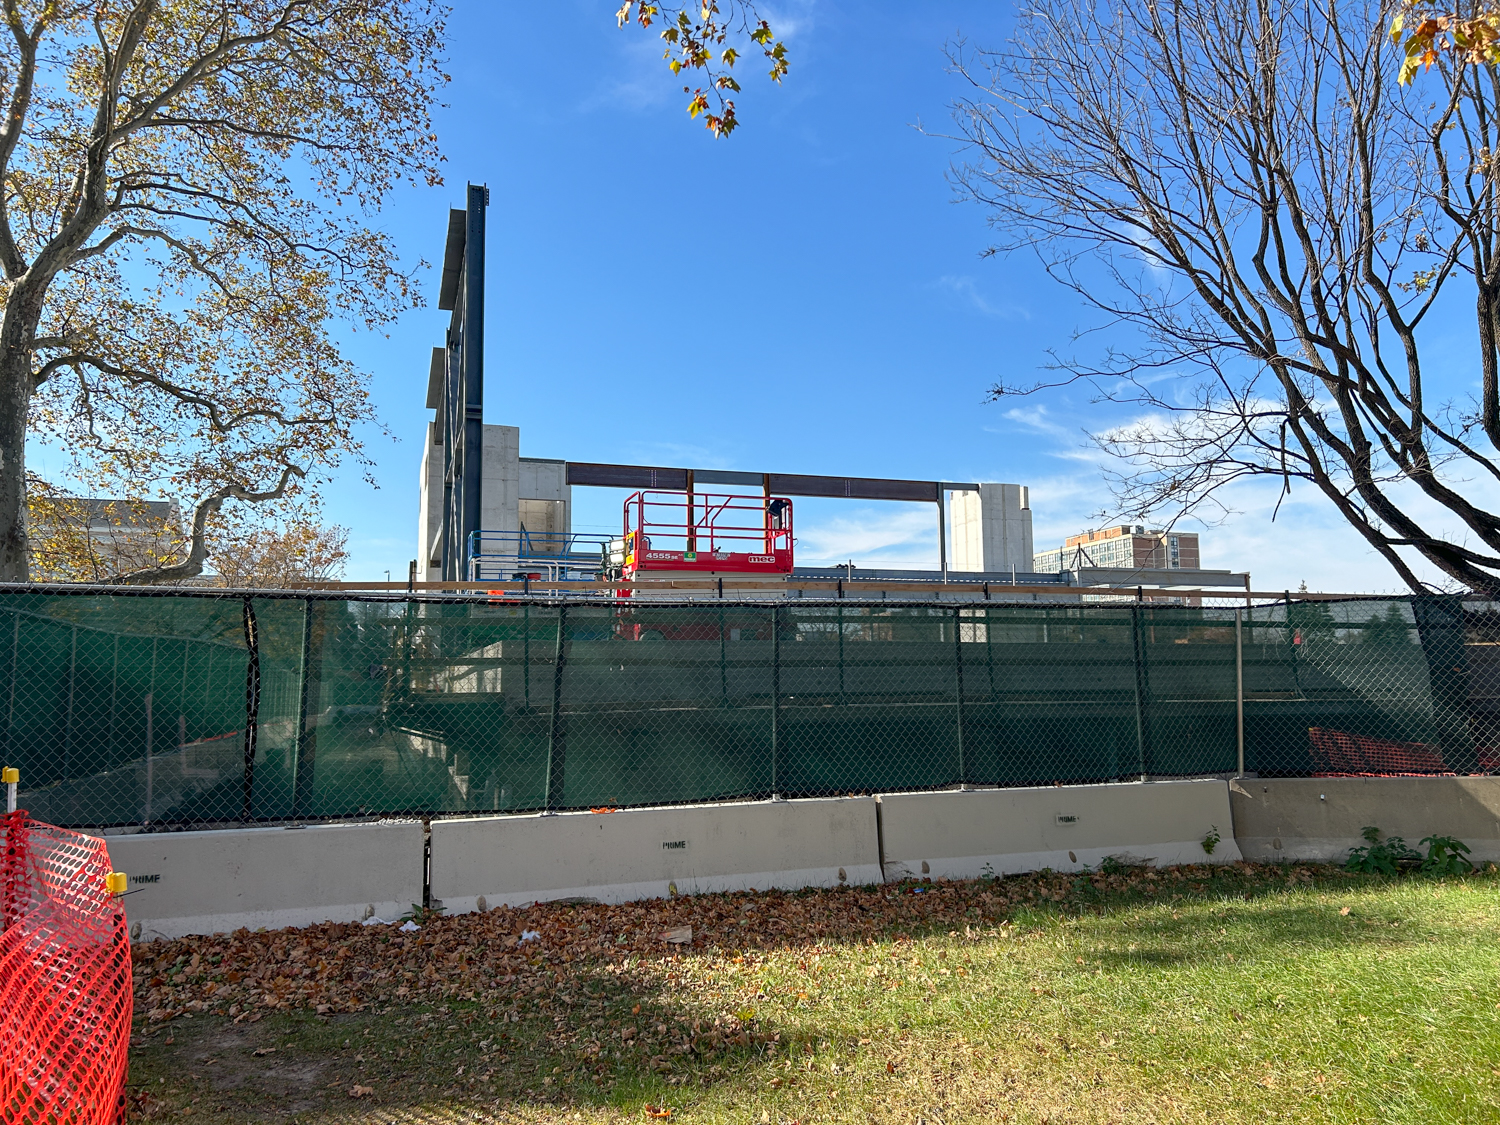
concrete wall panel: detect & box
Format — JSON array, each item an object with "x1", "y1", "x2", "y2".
[
  {"x1": 99, "y1": 822, "x2": 424, "y2": 941},
  {"x1": 1229, "y1": 776, "x2": 1500, "y2": 863},
  {"x1": 951, "y1": 483, "x2": 1033, "y2": 574},
  {"x1": 429, "y1": 797, "x2": 882, "y2": 912},
  {"x1": 879, "y1": 780, "x2": 1239, "y2": 881}
]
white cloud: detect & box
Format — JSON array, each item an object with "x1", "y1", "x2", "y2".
[
  {"x1": 795, "y1": 506, "x2": 939, "y2": 570},
  {"x1": 932, "y1": 275, "x2": 1031, "y2": 321},
  {"x1": 620, "y1": 440, "x2": 736, "y2": 469}
]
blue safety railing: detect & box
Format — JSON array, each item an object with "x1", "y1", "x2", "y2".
[{"x1": 467, "y1": 530, "x2": 615, "y2": 582}]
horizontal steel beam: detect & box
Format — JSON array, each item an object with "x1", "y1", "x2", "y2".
[{"x1": 564, "y1": 461, "x2": 979, "y2": 501}]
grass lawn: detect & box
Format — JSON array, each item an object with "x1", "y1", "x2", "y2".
[{"x1": 125, "y1": 862, "x2": 1500, "y2": 1124}]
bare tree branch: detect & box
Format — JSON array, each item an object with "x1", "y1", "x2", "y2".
[{"x1": 948, "y1": 0, "x2": 1500, "y2": 595}]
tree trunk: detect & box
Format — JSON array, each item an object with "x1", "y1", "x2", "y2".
[{"x1": 0, "y1": 293, "x2": 39, "y2": 583}]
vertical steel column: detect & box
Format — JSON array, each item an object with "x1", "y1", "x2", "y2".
[
  {"x1": 937, "y1": 491, "x2": 947, "y2": 584},
  {"x1": 459, "y1": 185, "x2": 486, "y2": 579},
  {"x1": 1130, "y1": 604, "x2": 1151, "y2": 780},
  {"x1": 544, "y1": 604, "x2": 568, "y2": 812},
  {"x1": 953, "y1": 606, "x2": 967, "y2": 787},
  {"x1": 770, "y1": 604, "x2": 782, "y2": 799},
  {"x1": 241, "y1": 597, "x2": 261, "y2": 822},
  {"x1": 1235, "y1": 607, "x2": 1245, "y2": 778}
]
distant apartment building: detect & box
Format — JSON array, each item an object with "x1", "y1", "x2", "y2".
[
  {"x1": 1033, "y1": 525, "x2": 1200, "y2": 573},
  {"x1": 28, "y1": 497, "x2": 184, "y2": 580}
]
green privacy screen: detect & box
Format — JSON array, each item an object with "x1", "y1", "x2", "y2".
[{"x1": 1, "y1": 588, "x2": 1492, "y2": 830}]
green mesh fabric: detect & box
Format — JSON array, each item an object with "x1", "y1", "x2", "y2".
[{"x1": 0, "y1": 590, "x2": 1486, "y2": 830}]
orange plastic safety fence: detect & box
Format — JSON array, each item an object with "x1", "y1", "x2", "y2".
[{"x1": 0, "y1": 810, "x2": 131, "y2": 1125}]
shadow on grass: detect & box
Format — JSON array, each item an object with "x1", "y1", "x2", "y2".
[
  {"x1": 127, "y1": 863, "x2": 1493, "y2": 1122},
  {"x1": 130, "y1": 970, "x2": 836, "y2": 1121}
]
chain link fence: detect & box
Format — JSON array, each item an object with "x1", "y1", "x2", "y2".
[{"x1": 0, "y1": 587, "x2": 1492, "y2": 831}]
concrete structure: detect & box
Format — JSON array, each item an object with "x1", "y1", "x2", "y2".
[
  {"x1": 878, "y1": 780, "x2": 1241, "y2": 881},
  {"x1": 99, "y1": 821, "x2": 424, "y2": 941},
  {"x1": 427, "y1": 186, "x2": 489, "y2": 581},
  {"x1": 1229, "y1": 776, "x2": 1500, "y2": 864},
  {"x1": 950, "y1": 484, "x2": 1033, "y2": 575},
  {"x1": 1034, "y1": 525, "x2": 1200, "y2": 573},
  {"x1": 418, "y1": 420, "x2": 571, "y2": 581},
  {"x1": 102, "y1": 775, "x2": 1500, "y2": 940},
  {"x1": 428, "y1": 797, "x2": 883, "y2": 911}
]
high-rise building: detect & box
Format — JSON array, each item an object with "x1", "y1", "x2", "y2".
[{"x1": 1033, "y1": 525, "x2": 1200, "y2": 573}]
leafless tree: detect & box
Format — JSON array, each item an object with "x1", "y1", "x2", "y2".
[{"x1": 949, "y1": 0, "x2": 1500, "y2": 594}]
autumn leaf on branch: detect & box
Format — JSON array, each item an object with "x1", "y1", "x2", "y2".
[
  {"x1": 1390, "y1": 4, "x2": 1500, "y2": 84},
  {"x1": 618, "y1": 1, "x2": 788, "y2": 137}
]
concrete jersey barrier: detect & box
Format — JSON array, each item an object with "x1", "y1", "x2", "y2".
[
  {"x1": 99, "y1": 821, "x2": 425, "y2": 941},
  {"x1": 428, "y1": 796, "x2": 883, "y2": 912},
  {"x1": 98, "y1": 774, "x2": 1500, "y2": 941},
  {"x1": 878, "y1": 779, "x2": 1240, "y2": 881},
  {"x1": 1229, "y1": 776, "x2": 1500, "y2": 864}
]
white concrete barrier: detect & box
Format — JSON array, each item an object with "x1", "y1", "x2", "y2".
[
  {"x1": 98, "y1": 821, "x2": 425, "y2": 941},
  {"x1": 429, "y1": 797, "x2": 882, "y2": 912},
  {"x1": 1230, "y1": 776, "x2": 1500, "y2": 863},
  {"x1": 878, "y1": 779, "x2": 1241, "y2": 881}
]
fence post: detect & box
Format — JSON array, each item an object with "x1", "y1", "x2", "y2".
[
  {"x1": 241, "y1": 597, "x2": 260, "y2": 822},
  {"x1": 770, "y1": 604, "x2": 782, "y2": 800},
  {"x1": 719, "y1": 604, "x2": 728, "y2": 704},
  {"x1": 837, "y1": 602, "x2": 845, "y2": 702},
  {"x1": 1130, "y1": 604, "x2": 1151, "y2": 780},
  {"x1": 986, "y1": 605, "x2": 996, "y2": 698},
  {"x1": 953, "y1": 606, "x2": 967, "y2": 788},
  {"x1": 5, "y1": 610, "x2": 17, "y2": 764},
  {"x1": 1235, "y1": 607, "x2": 1245, "y2": 778},
  {"x1": 544, "y1": 603, "x2": 568, "y2": 812},
  {"x1": 179, "y1": 637, "x2": 190, "y2": 748},
  {"x1": 292, "y1": 599, "x2": 319, "y2": 819}
]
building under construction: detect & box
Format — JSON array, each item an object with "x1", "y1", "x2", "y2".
[{"x1": 417, "y1": 188, "x2": 1247, "y2": 600}]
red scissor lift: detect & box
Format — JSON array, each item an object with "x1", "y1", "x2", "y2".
[{"x1": 613, "y1": 489, "x2": 794, "y2": 640}]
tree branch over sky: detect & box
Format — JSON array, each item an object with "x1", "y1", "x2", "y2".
[
  {"x1": 950, "y1": 0, "x2": 1500, "y2": 596},
  {"x1": 618, "y1": 1, "x2": 788, "y2": 138},
  {"x1": 0, "y1": 0, "x2": 447, "y2": 583}
]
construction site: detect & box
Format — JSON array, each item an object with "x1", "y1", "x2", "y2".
[
  {"x1": 2, "y1": 191, "x2": 1496, "y2": 950},
  {"x1": 411, "y1": 187, "x2": 1250, "y2": 606}
]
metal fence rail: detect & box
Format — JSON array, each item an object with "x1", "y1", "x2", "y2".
[{"x1": 0, "y1": 587, "x2": 1492, "y2": 831}]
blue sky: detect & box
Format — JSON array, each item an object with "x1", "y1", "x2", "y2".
[{"x1": 320, "y1": 1, "x2": 1456, "y2": 594}]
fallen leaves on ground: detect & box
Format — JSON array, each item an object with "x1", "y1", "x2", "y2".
[{"x1": 133, "y1": 861, "x2": 1343, "y2": 1028}]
